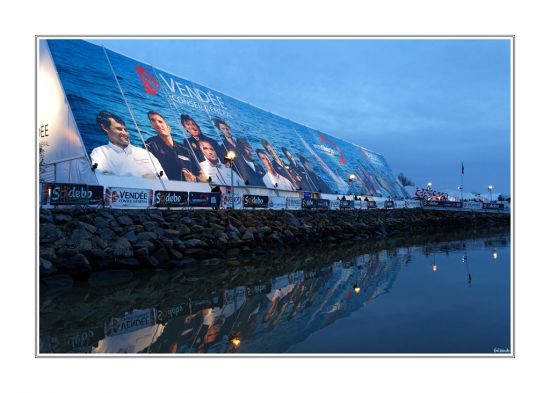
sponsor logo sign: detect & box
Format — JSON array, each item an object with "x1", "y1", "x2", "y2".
[
  {"x1": 135, "y1": 65, "x2": 160, "y2": 95},
  {"x1": 316, "y1": 199, "x2": 330, "y2": 209},
  {"x1": 268, "y1": 196, "x2": 287, "y2": 210},
  {"x1": 44, "y1": 182, "x2": 104, "y2": 206},
  {"x1": 243, "y1": 194, "x2": 269, "y2": 208},
  {"x1": 422, "y1": 200, "x2": 463, "y2": 208},
  {"x1": 384, "y1": 200, "x2": 395, "y2": 209},
  {"x1": 404, "y1": 199, "x2": 422, "y2": 208},
  {"x1": 482, "y1": 202, "x2": 504, "y2": 210},
  {"x1": 189, "y1": 192, "x2": 220, "y2": 208},
  {"x1": 302, "y1": 198, "x2": 316, "y2": 209},
  {"x1": 222, "y1": 193, "x2": 243, "y2": 209},
  {"x1": 353, "y1": 200, "x2": 362, "y2": 209},
  {"x1": 153, "y1": 191, "x2": 188, "y2": 207},
  {"x1": 463, "y1": 201, "x2": 483, "y2": 210},
  {"x1": 394, "y1": 200, "x2": 406, "y2": 209},
  {"x1": 367, "y1": 200, "x2": 378, "y2": 209},
  {"x1": 106, "y1": 187, "x2": 152, "y2": 208},
  {"x1": 286, "y1": 197, "x2": 302, "y2": 210},
  {"x1": 340, "y1": 200, "x2": 352, "y2": 209},
  {"x1": 329, "y1": 199, "x2": 341, "y2": 210}
]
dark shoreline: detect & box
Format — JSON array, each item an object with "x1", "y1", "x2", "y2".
[{"x1": 39, "y1": 208, "x2": 510, "y2": 287}]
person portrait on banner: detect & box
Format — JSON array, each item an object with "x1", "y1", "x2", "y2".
[
  {"x1": 256, "y1": 149, "x2": 295, "y2": 190},
  {"x1": 260, "y1": 139, "x2": 300, "y2": 189},
  {"x1": 181, "y1": 114, "x2": 223, "y2": 163},
  {"x1": 297, "y1": 154, "x2": 330, "y2": 193},
  {"x1": 234, "y1": 137, "x2": 265, "y2": 186},
  {"x1": 144, "y1": 111, "x2": 205, "y2": 182},
  {"x1": 198, "y1": 140, "x2": 244, "y2": 186},
  {"x1": 90, "y1": 111, "x2": 167, "y2": 179},
  {"x1": 281, "y1": 147, "x2": 311, "y2": 191}
]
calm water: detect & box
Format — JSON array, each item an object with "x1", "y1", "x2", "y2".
[{"x1": 39, "y1": 230, "x2": 511, "y2": 354}]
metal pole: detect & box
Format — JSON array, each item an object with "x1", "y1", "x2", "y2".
[{"x1": 231, "y1": 161, "x2": 234, "y2": 209}]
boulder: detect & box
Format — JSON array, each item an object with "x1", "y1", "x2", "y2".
[
  {"x1": 53, "y1": 213, "x2": 72, "y2": 224},
  {"x1": 184, "y1": 239, "x2": 208, "y2": 248},
  {"x1": 116, "y1": 215, "x2": 134, "y2": 226},
  {"x1": 111, "y1": 238, "x2": 133, "y2": 257},
  {"x1": 56, "y1": 253, "x2": 92, "y2": 279},
  {"x1": 40, "y1": 223, "x2": 61, "y2": 243},
  {"x1": 40, "y1": 258, "x2": 58, "y2": 276}
]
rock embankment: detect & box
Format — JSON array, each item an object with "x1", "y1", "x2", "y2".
[{"x1": 39, "y1": 208, "x2": 509, "y2": 284}]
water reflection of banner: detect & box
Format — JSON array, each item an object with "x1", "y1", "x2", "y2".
[
  {"x1": 153, "y1": 191, "x2": 188, "y2": 207},
  {"x1": 189, "y1": 192, "x2": 220, "y2": 208},
  {"x1": 43, "y1": 182, "x2": 104, "y2": 206},
  {"x1": 106, "y1": 187, "x2": 152, "y2": 208},
  {"x1": 105, "y1": 308, "x2": 155, "y2": 337}
]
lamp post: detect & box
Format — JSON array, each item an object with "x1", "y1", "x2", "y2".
[
  {"x1": 488, "y1": 185, "x2": 493, "y2": 202},
  {"x1": 427, "y1": 181, "x2": 432, "y2": 190},
  {"x1": 348, "y1": 174, "x2": 356, "y2": 196},
  {"x1": 224, "y1": 150, "x2": 236, "y2": 209}
]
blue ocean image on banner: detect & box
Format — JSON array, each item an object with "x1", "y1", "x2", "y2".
[{"x1": 47, "y1": 39, "x2": 407, "y2": 197}]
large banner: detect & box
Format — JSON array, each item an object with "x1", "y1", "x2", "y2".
[
  {"x1": 43, "y1": 182, "x2": 104, "y2": 206},
  {"x1": 189, "y1": 192, "x2": 220, "y2": 208},
  {"x1": 46, "y1": 39, "x2": 407, "y2": 198},
  {"x1": 106, "y1": 187, "x2": 152, "y2": 208},
  {"x1": 153, "y1": 191, "x2": 188, "y2": 208}
]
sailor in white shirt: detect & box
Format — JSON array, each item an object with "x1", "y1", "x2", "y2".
[
  {"x1": 90, "y1": 111, "x2": 167, "y2": 179},
  {"x1": 198, "y1": 140, "x2": 244, "y2": 186},
  {"x1": 256, "y1": 149, "x2": 295, "y2": 190}
]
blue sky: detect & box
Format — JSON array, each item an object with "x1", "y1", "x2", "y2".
[{"x1": 93, "y1": 38, "x2": 511, "y2": 196}]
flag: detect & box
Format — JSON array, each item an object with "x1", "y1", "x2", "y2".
[{"x1": 461, "y1": 162, "x2": 464, "y2": 175}]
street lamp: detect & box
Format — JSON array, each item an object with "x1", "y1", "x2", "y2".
[
  {"x1": 492, "y1": 249, "x2": 498, "y2": 260},
  {"x1": 348, "y1": 174, "x2": 356, "y2": 196},
  {"x1": 353, "y1": 284, "x2": 361, "y2": 294},
  {"x1": 427, "y1": 182, "x2": 432, "y2": 189},
  {"x1": 488, "y1": 185, "x2": 493, "y2": 202},
  {"x1": 224, "y1": 150, "x2": 236, "y2": 209}
]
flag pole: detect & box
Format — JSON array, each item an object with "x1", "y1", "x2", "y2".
[{"x1": 461, "y1": 162, "x2": 464, "y2": 202}]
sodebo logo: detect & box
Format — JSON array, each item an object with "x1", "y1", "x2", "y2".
[{"x1": 135, "y1": 65, "x2": 160, "y2": 95}]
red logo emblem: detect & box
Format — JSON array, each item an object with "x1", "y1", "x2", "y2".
[
  {"x1": 135, "y1": 65, "x2": 160, "y2": 95},
  {"x1": 319, "y1": 134, "x2": 346, "y2": 164}
]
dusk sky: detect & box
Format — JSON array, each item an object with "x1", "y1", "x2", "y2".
[{"x1": 92, "y1": 38, "x2": 511, "y2": 197}]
